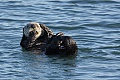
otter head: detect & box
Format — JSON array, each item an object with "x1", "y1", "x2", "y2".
[{"x1": 23, "y1": 22, "x2": 43, "y2": 39}]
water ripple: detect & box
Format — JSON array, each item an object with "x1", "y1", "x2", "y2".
[{"x1": 0, "y1": 0, "x2": 120, "y2": 79}]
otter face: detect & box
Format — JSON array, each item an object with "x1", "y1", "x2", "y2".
[{"x1": 23, "y1": 22, "x2": 42, "y2": 39}]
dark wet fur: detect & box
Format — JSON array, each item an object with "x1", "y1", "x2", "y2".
[{"x1": 45, "y1": 35, "x2": 78, "y2": 56}]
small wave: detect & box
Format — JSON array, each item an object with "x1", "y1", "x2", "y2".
[
  {"x1": 50, "y1": 25, "x2": 86, "y2": 30},
  {"x1": 111, "y1": 0, "x2": 120, "y2": 2},
  {"x1": 2, "y1": 1, "x2": 22, "y2": 3},
  {"x1": 111, "y1": 51, "x2": 120, "y2": 55},
  {"x1": 66, "y1": 0, "x2": 119, "y2": 4},
  {"x1": 0, "y1": 18, "x2": 32, "y2": 22},
  {"x1": 97, "y1": 45, "x2": 120, "y2": 49}
]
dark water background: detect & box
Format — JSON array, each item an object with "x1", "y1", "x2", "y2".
[{"x1": 0, "y1": 0, "x2": 120, "y2": 80}]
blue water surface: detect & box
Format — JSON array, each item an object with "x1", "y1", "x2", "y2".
[{"x1": 0, "y1": 0, "x2": 120, "y2": 80}]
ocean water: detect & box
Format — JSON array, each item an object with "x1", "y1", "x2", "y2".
[{"x1": 0, "y1": 0, "x2": 120, "y2": 80}]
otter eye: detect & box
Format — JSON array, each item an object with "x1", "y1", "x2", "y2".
[
  {"x1": 36, "y1": 31, "x2": 38, "y2": 34},
  {"x1": 31, "y1": 24, "x2": 35, "y2": 28}
]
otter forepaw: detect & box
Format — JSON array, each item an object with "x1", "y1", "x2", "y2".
[
  {"x1": 56, "y1": 32, "x2": 64, "y2": 36},
  {"x1": 29, "y1": 30, "x2": 36, "y2": 37}
]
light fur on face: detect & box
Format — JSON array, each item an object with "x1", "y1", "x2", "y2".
[{"x1": 23, "y1": 22, "x2": 42, "y2": 39}]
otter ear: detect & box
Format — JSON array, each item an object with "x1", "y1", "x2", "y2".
[{"x1": 39, "y1": 24, "x2": 54, "y2": 37}]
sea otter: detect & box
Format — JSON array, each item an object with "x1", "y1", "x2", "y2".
[
  {"x1": 20, "y1": 22, "x2": 78, "y2": 55},
  {"x1": 45, "y1": 32, "x2": 78, "y2": 56},
  {"x1": 20, "y1": 22, "x2": 54, "y2": 51}
]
